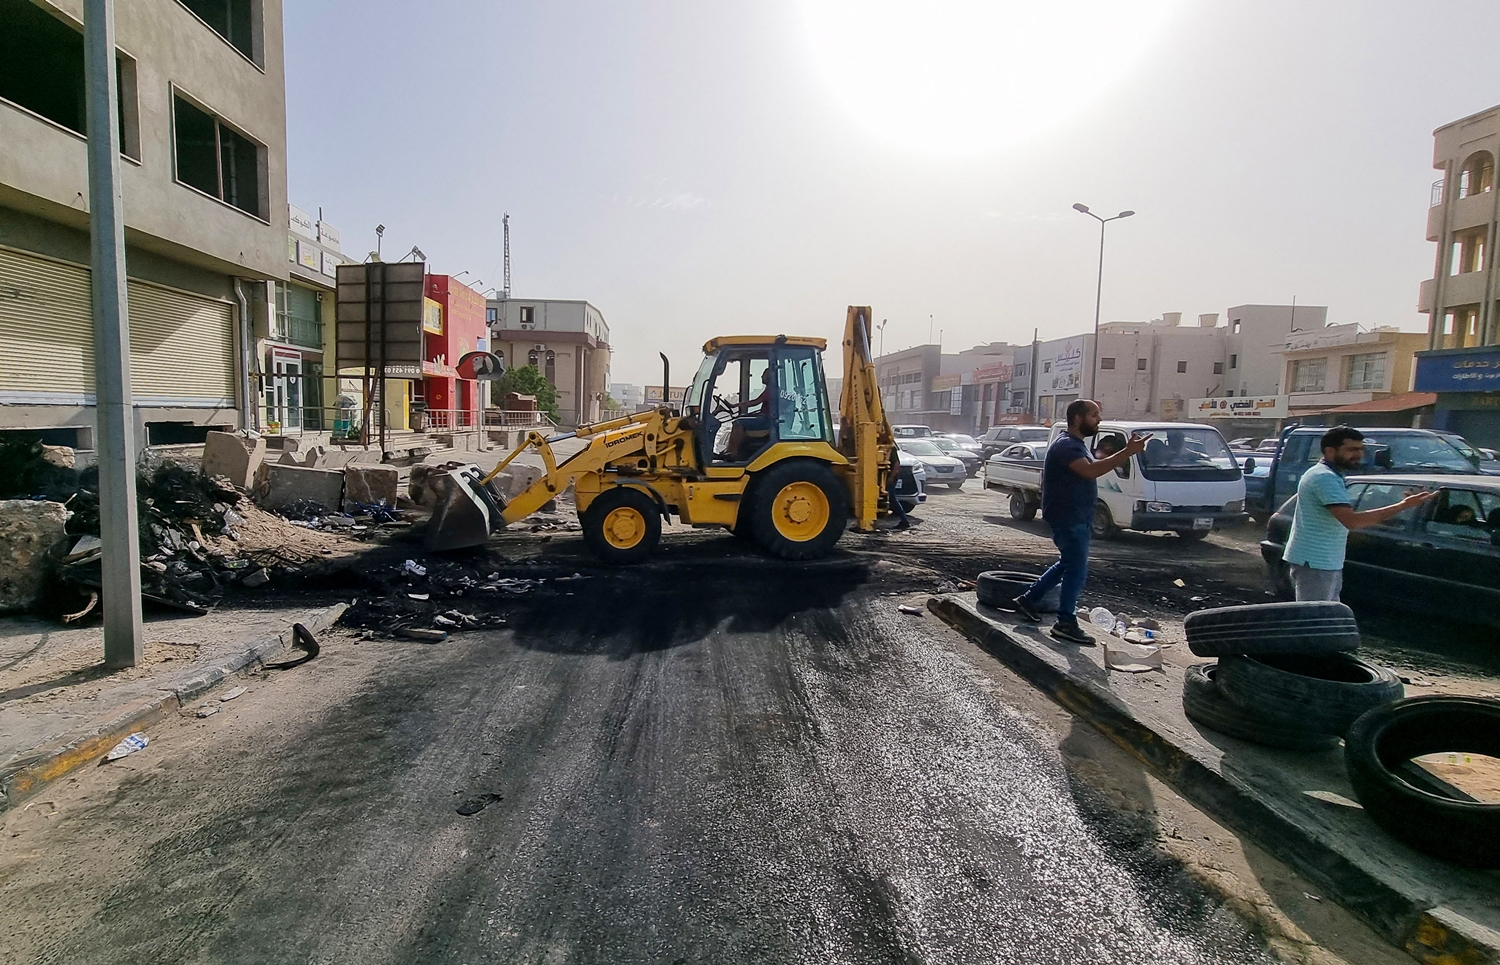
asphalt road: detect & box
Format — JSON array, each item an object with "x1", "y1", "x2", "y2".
[{"x1": 0, "y1": 488, "x2": 1304, "y2": 964}]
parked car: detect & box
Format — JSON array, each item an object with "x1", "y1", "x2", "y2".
[
  {"x1": 1227, "y1": 437, "x2": 1260, "y2": 449},
  {"x1": 983, "y1": 442, "x2": 1047, "y2": 519},
  {"x1": 936, "y1": 432, "x2": 983, "y2": 455},
  {"x1": 892, "y1": 424, "x2": 934, "y2": 439},
  {"x1": 892, "y1": 447, "x2": 927, "y2": 511},
  {"x1": 1234, "y1": 451, "x2": 1271, "y2": 512},
  {"x1": 1260, "y1": 474, "x2": 1500, "y2": 627},
  {"x1": 977, "y1": 424, "x2": 1051, "y2": 459},
  {"x1": 897, "y1": 439, "x2": 968, "y2": 490},
  {"x1": 931, "y1": 436, "x2": 982, "y2": 475},
  {"x1": 1250, "y1": 427, "x2": 1478, "y2": 517},
  {"x1": 1437, "y1": 431, "x2": 1500, "y2": 475}
]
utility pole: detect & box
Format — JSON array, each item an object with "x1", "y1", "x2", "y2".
[
  {"x1": 502, "y1": 213, "x2": 511, "y2": 299},
  {"x1": 878, "y1": 318, "x2": 888, "y2": 357},
  {"x1": 1073, "y1": 203, "x2": 1135, "y2": 400},
  {"x1": 84, "y1": 0, "x2": 143, "y2": 668}
]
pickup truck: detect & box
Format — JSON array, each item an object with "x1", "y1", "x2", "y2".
[{"x1": 982, "y1": 442, "x2": 1046, "y2": 519}]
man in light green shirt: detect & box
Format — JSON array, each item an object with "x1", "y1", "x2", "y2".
[{"x1": 1283, "y1": 426, "x2": 1436, "y2": 601}]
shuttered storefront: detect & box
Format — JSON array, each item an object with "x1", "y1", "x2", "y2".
[{"x1": 0, "y1": 246, "x2": 234, "y2": 406}]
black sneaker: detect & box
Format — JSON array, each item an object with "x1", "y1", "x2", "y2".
[
  {"x1": 1049, "y1": 622, "x2": 1095, "y2": 646},
  {"x1": 1012, "y1": 596, "x2": 1042, "y2": 622}
]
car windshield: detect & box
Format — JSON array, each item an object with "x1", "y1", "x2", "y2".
[
  {"x1": 946, "y1": 434, "x2": 977, "y2": 446},
  {"x1": 1376, "y1": 434, "x2": 1476, "y2": 473},
  {"x1": 901, "y1": 440, "x2": 944, "y2": 456},
  {"x1": 932, "y1": 438, "x2": 961, "y2": 452},
  {"x1": 1138, "y1": 427, "x2": 1240, "y2": 481},
  {"x1": 1018, "y1": 428, "x2": 1049, "y2": 441}
]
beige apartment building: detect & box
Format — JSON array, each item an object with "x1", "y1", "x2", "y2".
[
  {"x1": 1420, "y1": 105, "x2": 1500, "y2": 350},
  {"x1": 1278, "y1": 323, "x2": 1426, "y2": 420},
  {"x1": 487, "y1": 298, "x2": 611, "y2": 427},
  {"x1": 0, "y1": 0, "x2": 288, "y2": 449}
]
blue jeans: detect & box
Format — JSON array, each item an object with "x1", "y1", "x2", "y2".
[{"x1": 1021, "y1": 521, "x2": 1091, "y2": 624}]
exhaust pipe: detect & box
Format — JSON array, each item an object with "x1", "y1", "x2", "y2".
[{"x1": 659, "y1": 352, "x2": 671, "y2": 414}]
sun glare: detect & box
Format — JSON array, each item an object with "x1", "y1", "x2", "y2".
[{"x1": 800, "y1": 0, "x2": 1184, "y2": 156}]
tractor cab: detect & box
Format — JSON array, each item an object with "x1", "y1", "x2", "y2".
[{"x1": 686, "y1": 336, "x2": 834, "y2": 468}]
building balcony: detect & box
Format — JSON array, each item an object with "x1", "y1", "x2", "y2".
[
  {"x1": 271, "y1": 315, "x2": 323, "y2": 350},
  {"x1": 1447, "y1": 191, "x2": 1495, "y2": 235}
]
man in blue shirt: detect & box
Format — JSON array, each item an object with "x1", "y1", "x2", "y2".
[
  {"x1": 1283, "y1": 425, "x2": 1435, "y2": 601},
  {"x1": 1013, "y1": 400, "x2": 1149, "y2": 644}
]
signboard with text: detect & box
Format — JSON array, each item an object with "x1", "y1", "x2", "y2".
[
  {"x1": 1188, "y1": 396, "x2": 1289, "y2": 419},
  {"x1": 1414, "y1": 348, "x2": 1500, "y2": 392},
  {"x1": 972, "y1": 357, "x2": 1013, "y2": 383},
  {"x1": 1042, "y1": 338, "x2": 1084, "y2": 393}
]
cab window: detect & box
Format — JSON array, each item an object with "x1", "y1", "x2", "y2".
[{"x1": 774, "y1": 349, "x2": 831, "y2": 442}]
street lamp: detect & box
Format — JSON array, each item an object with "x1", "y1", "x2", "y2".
[
  {"x1": 1072, "y1": 203, "x2": 1134, "y2": 400},
  {"x1": 877, "y1": 317, "x2": 888, "y2": 357}
]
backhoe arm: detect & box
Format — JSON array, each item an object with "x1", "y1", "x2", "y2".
[
  {"x1": 486, "y1": 411, "x2": 661, "y2": 525},
  {"x1": 839, "y1": 306, "x2": 895, "y2": 530}
]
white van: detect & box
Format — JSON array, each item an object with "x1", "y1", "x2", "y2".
[{"x1": 1048, "y1": 420, "x2": 1248, "y2": 540}]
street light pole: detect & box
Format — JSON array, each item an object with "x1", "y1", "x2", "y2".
[
  {"x1": 1072, "y1": 203, "x2": 1134, "y2": 402},
  {"x1": 84, "y1": 0, "x2": 143, "y2": 667}
]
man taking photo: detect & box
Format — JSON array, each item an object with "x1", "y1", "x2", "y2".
[
  {"x1": 1013, "y1": 400, "x2": 1149, "y2": 644},
  {"x1": 1282, "y1": 425, "x2": 1437, "y2": 601}
]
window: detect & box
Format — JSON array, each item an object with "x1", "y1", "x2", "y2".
[
  {"x1": 1176, "y1": 360, "x2": 1187, "y2": 373},
  {"x1": 273, "y1": 283, "x2": 321, "y2": 348},
  {"x1": 485, "y1": 307, "x2": 497, "y2": 324},
  {"x1": 1232, "y1": 319, "x2": 1242, "y2": 335},
  {"x1": 1213, "y1": 361, "x2": 1224, "y2": 374},
  {"x1": 527, "y1": 349, "x2": 538, "y2": 368},
  {"x1": 544, "y1": 350, "x2": 556, "y2": 384},
  {"x1": 0, "y1": 0, "x2": 139, "y2": 158},
  {"x1": 1424, "y1": 489, "x2": 1500, "y2": 546},
  {"x1": 775, "y1": 349, "x2": 832, "y2": 442},
  {"x1": 1291, "y1": 358, "x2": 1326, "y2": 393},
  {"x1": 1230, "y1": 354, "x2": 1238, "y2": 369},
  {"x1": 1015, "y1": 363, "x2": 1029, "y2": 378},
  {"x1": 1100, "y1": 357, "x2": 1116, "y2": 370},
  {"x1": 519, "y1": 306, "x2": 534, "y2": 325},
  {"x1": 1346, "y1": 352, "x2": 1387, "y2": 391},
  {"x1": 1043, "y1": 361, "x2": 1052, "y2": 373},
  {"x1": 176, "y1": 0, "x2": 262, "y2": 66},
  {"x1": 173, "y1": 94, "x2": 265, "y2": 218},
  {"x1": 1354, "y1": 484, "x2": 1417, "y2": 532},
  {"x1": 1458, "y1": 151, "x2": 1494, "y2": 199},
  {"x1": 1136, "y1": 358, "x2": 1147, "y2": 371}
]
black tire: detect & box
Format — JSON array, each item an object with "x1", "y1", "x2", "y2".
[
  {"x1": 1008, "y1": 491, "x2": 1037, "y2": 521},
  {"x1": 1181, "y1": 663, "x2": 1341, "y2": 752},
  {"x1": 1178, "y1": 529, "x2": 1210, "y2": 541},
  {"x1": 1266, "y1": 560, "x2": 1294, "y2": 601},
  {"x1": 975, "y1": 570, "x2": 1060, "y2": 613},
  {"x1": 1183, "y1": 601, "x2": 1361, "y2": 658},
  {"x1": 1217, "y1": 653, "x2": 1403, "y2": 738},
  {"x1": 581, "y1": 487, "x2": 661, "y2": 564},
  {"x1": 1091, "y1": 501, "x2": 1119, "y2": 540},
  {"x1": 948, "y1": 482, "x2": 964, "y2": 491},
  {"x1": 1345, "y1": 696, "x2": 1500, "y2": 867},
  {"x1": 749, "y1": 460, "x2": 849, "y2": 560}
]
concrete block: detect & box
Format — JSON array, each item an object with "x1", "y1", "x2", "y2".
[
  {"x1": 0, "y1": 500, "x2": 71, "y2": 613},
  {"x1": 202, "y1": 432, "x2": 266, "y2": 490},
  {"x1": 40, "y1": 445, "x2": 75, "y2": 469},
  {"x1": 260, "y1": 464, "x2": 345, "y2": 513},
  {"x1": 343, "y1": 466, "x2": 399, "y2": 511}
]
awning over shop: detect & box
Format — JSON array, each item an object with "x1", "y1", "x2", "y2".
[{"x1": 1321, "y1": 391, "x2": 1437, "y2": 414}]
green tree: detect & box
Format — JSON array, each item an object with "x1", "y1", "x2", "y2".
[
  {"x1": 494, "y1": 365, "x2": 560, "y2": 422},
  {"x1": 603, "y1": 393, "x2": 620, "y2": 411}
]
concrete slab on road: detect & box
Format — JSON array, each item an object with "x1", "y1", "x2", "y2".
[{"x1": 929, "y1": 592, "x2": 1500, "y2": 965}]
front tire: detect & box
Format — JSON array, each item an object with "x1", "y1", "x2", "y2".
[
  {"x1": 749, "y1": 461, "x2": 849, "y2": 560},
  {"x1": 1179, "y1": 529, "x2": 1210, "y2": 541},
  {"x1": 581, "y1": 487, "x2": 661, "y2": 564},
  {"x1": 1091, "y1": 501, "x2": 1120, "y2": 540}
]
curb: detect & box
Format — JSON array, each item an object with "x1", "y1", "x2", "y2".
[
  {"x1": 928, "y1": 595, "x2": 1500, "y2": 965},
  {"x1": 0, "y1": 602, "x2": 347, "y2": 813}
]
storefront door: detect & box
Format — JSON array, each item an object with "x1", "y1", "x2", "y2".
[{"x1": 265, "y1": 350, "x2": 302, "y2": 432}]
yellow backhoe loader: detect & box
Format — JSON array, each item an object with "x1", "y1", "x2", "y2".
[{"x1": 425, "y1": 306, "x2": 897, "y2": 562}]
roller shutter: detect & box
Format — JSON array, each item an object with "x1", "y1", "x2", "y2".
[{"x1": 0, "y1": 246, "x2": 234, "y2": 406}]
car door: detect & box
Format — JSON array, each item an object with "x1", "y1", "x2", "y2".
[
  {"x1": 1408, "y1": 487, "x2": 1500, "y2": 619},
  {"x1": 1343, "y1": 483, "x2": 1425, "y2": 601}
]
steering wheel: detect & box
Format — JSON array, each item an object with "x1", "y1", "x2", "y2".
[{"x1": 710, "y1": 394, "x2": 737, "y2": 420}]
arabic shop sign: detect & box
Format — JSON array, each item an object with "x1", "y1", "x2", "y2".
[
  {"x1": 1188, "y1": 395, "x2": 1288, "y2": 419},
  {"x1": 1414, "y1": 347, "x2": 1500, "y2": 392}
]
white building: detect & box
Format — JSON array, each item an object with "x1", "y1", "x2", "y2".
[{"x1": 487, "y1": 298, "x2": 612, "y2": 426}]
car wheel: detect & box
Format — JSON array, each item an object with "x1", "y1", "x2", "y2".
[
  {"x1": 1345, "y1": 696, "x2": 1500, "y2": 867},
  {"x1": 1217, "y1": 653, "x2": 1403, "y2": 738},
  {"x1": 1181, "y1": 663, "x2": 1341, "y2": 752},
  {"x1": 1178, "y1": 529, "x2": 1210, "y2": 541},
  {"x1": 1008, "y1": 491, "x2": 1037, "y2": 521},
  {"x1": 1091, "y1": 502, "x2": 1119, "y2": 540},
  {"x1": 1183, "y1": 601, "x2": 1361, "y2": 658},
  {"x1": 948, "y1": 481, "x2": 964, "y2": 491},
  {"x1": 1267, "y1": 561, "x2": 1293, "y2": 600}
]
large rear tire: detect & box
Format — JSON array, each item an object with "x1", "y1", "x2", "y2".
[
  {"x1": 750, "y1": 461, "x2": 849, "y2": 560},
  {"x1": 581, "y1": 487, "x2": 661, "y2": 565}
]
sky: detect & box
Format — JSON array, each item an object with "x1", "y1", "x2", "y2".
[{"x1": 285, "y1": 0, "x2": 1500, "y2": 384}]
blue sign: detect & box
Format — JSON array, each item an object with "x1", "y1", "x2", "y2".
[{"x1": 1414, "y1": 348, "x2": 1500, "y2": 392}]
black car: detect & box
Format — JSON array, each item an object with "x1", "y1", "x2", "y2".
[
  {"x1": 1260, "y1": 474, "x2": 1500, "y2": 627},
  {"x1": 977, "y1": 424, "x2": 1050, "y2": 460}
]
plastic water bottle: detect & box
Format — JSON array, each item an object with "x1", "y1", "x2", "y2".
[{"x1": 1089, "y1": 606, "x2": 1115, "y2": 629}]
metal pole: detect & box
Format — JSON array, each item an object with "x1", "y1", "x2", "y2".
[
  {"x1": 83, "y1": 0, "x2": 143, "y2": 668},
  {"x1": 1089, "y1": 219, "x2": 1106, "y2": 400}
]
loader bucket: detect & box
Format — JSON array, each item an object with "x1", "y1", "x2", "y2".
[{"x1": 424, "y1": 464, "x2": 506, "y2": 552}]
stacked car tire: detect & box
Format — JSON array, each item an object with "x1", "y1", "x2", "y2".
[{"x1": 1182, "y1": 602, "x2": 1400, "y2": 749}]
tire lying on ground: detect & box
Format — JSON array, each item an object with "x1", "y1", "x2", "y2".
[
  {"x1": 1183, "y1": 601, "x2": 1361, "y2": 658},
  {"x1": 975, "y1": 570, "x2": 1060, "y2": 613},
  {"x1": 1345, "y1": 696, "x2": 1500, "y2": 867},
  {"x1": 1181, "y1": 663, "x2": 1341, "y2": 752},
  {"x1": 1217, "y1": 653, "x2": 1403, "y2": 738}
]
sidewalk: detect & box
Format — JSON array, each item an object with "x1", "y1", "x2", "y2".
[
  {"x1": 929, "y1": 593, "x2": 1500, "y2": 965},
  {"x1": 0, "y1": 601, "x2": 345, "y2": 811}
]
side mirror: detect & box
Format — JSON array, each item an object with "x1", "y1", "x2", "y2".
[
  {"x1": 1243, "y1": 457, "x2": 1256, "y2": 474},
  {"x1": 1373, "y1": 448, "x2": 1392, "y2": 469}
]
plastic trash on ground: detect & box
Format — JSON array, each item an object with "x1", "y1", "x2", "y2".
[
  {"x1": 1088, "y1": 606, "x2": 1115, "y2": 629},
  {"x1": 1103, "y1": 641, "x2": 1163, "y2": 673},
  {"x1": 105, "y1": 732, "x2": 149, "y2": 761}
]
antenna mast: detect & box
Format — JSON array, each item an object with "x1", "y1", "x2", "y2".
[{"x1": 502, "y1": 213, "x2": 511, "y2": 299}]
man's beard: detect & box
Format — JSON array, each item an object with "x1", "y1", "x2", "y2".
[{"x1": 1334, "y1": 454, "x2": 1363, "y2": 471}]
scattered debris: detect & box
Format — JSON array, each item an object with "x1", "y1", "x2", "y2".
[
  {"x1": 1304, "y1": 893, "x2": 1322, "y2": 902},
  {"x1": 1103, "y1": 641, "x2": 1163, "y2": 673},
  {"x1": 1172, "y1": 579, "x2": 1186, "y2": 588},
  {"x1": 933, "y1": 580, "x2": 960, "y2": 594},
  {"x1": 408, "y1": 592, "x2": 430, "y2": 601},
  {"x1": 400, "y1": 627, "x2": 448, "y2": 643},
  {"x1": 219, "y1": 685, "x2": 248, "y2": 701},
  {"x1": 404, "y1": 559, "x2": 428, "y2": 577},
  {"x1": 897, "y1": 603, "x2": 924, "y2": 616},
  {"x1": 240, "y1": 567, "x2": 272, "y2": 588},
  {"x1": 455, "y1": 792, "x2": 503, "y2": 816},
  {"x1": 1304, "y1": 789, "x2": 1363, "y2": 809},
  {"x1": 104, "y1": 732, "x2": 149, "y2": 761},
  {"x1": 195, "y1": 704, "x2": 221, "y2": 718}
]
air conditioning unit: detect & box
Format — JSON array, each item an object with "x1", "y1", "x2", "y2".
[
  {"x1": 520, "y1": 321, "x2": 535, "y2": 330},
  {"x1": 533, "y1": 344, "x2": 545, "y2": 351}
]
